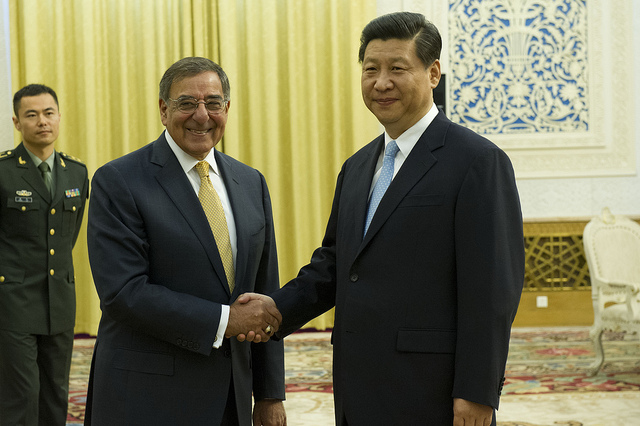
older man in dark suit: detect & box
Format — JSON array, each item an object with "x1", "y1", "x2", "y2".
[
  {"x1": 0, "y1": 84, "x2": 89, "y2": 426},
  {"x1": 242, "y1": 12, "x2": 524, "y2": 426},
  {"x1": 85, "y1": 57, "x2": 285, "y2": 426}
]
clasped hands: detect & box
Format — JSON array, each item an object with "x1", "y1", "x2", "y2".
[{"x1": 225, "y1": 293, "x2": 281, "y2": 343}]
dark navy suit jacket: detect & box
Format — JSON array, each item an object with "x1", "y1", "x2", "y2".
[
  {"x1": 85, "y1": 134, "x2": 284, "y2": 425},
  {"x1": 273, "y1": 110, "x2": 524, "y2": 425}
]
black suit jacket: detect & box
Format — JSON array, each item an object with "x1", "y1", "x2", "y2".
[
  {"x1": 85, "y1": 134, "x2": 284, "y2": 425},
  {"x1": 0, "y1": 142, "x2": 88, "y2": 335},
  {"x1": 273, "y1": 111, "x2": 524, "y2": 425}
]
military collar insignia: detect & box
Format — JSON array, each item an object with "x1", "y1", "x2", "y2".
[
  {"x1": 18, "y1": 156, "x2": 26, "y2": 165},
  {"x1": 60, "y1": 157, "x2": 66, "y2": 167}
]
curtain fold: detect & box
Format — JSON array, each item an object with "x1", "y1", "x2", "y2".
[
  {"x1": 10, "y1": 0, "x2": 377, "y2": 334},
  {"x1": 220, "y1": 0, "x2": 379, "y2": 330}
]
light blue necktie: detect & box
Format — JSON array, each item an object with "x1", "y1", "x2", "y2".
[{"x1": 364, "y1": 140, "x2": 399, "y2": 236}]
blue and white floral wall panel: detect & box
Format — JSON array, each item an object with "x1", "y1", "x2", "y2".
[
  {"x1": 445, "y1": 0, "x2": 635, "y2": 178},
  {"x1": 450, "y1": 0, "x2": 588, "y2": 135}
]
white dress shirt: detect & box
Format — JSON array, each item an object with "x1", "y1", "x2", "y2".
[
  {"x1": 165, "y1": 130, "x2": 235, "y2": 348},
  {"x1": 368, "y1": 103, "x2": 439, "y2": 198}
]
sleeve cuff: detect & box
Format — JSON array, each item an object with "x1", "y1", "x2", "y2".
[{"x1": 213, "y1": 304, "x2": 230, "y2": 348}]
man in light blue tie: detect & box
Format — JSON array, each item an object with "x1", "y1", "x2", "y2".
[{"x1": 242, "y1": 11, "x2": 524, "y2": 426}]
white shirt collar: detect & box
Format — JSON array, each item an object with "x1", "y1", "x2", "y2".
[
  {"x1": 384, "y1": 102, "x2": 439, "y2": 157},
  {"x1": 164, "y1": 129, "x2": 220, "y2": 176}
]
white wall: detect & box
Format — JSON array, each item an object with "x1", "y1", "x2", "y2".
[
  {"x1": 0, "y1": 0, "x2": 13, "y2": 151},
  {"x1": 516, "y1": 1, "x2": 640, "y2": 219}
]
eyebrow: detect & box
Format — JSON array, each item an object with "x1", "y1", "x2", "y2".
[
  {"x1": 24, "y1": 107, "x2": 57, "y2": 114},
  {"x1": 175, "y1": 95, "x2": 224, "y2": 101},
  {"x1": 363, "y1": 56, "x2": 411, "y2": 65}
]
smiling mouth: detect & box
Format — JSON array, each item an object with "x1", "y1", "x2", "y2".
[
  {"x1": 188, "y1": 128, "x2": 210, "y2": 135},
  {"x1": 375, "y1": 98, "x2": 397, "y2": 106}
]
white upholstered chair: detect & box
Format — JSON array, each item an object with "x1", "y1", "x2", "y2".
[{"x1": 583, "y1": 207, "x2": 640, "y2": 376}]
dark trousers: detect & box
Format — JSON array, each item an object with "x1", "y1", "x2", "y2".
[
  {"x1": 221, "y1": 378, "x2": 239, "y2": 426},
  {"x1": 0, "y1": 329, "x2": 74, "y2": 426}
]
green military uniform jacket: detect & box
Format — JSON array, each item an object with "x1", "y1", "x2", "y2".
[{"x1": 0, "y1": 142, "x2": 89, "y2": 335}]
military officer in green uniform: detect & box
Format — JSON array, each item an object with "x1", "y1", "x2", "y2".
[{"x1": 0, "y1": 84, "x2": 89, "y2": 426}]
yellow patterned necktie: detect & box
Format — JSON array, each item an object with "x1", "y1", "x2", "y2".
[{"x1": 195, "y1": 161, "x2": 235, "y2": 292}]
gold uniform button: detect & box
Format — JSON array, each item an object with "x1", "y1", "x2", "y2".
[
  {"x1": 72, "y1": 206, "x2": 76, "y2": 212},
  {"x1": 21, "y1": 206, "x2": 26, "y2": 211},
  {"x1": 50, "y1": 208, "x2": 56, "y2": 215},
  {"x1": 50, "y1": 249, "x2": 55, "y2": 255},
  {"x1": 49, "y1": 229, "x2": 55, "y2": 236},
  {"x1": 49, "y1": 269, "x2": 55, "y2": 276},
  {"x1": 0, "y1": 276, "x2": 4, "y2": 283}
]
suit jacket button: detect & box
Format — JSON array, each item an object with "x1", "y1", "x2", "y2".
[
  {"x1": 224, "y1": 349, "x2": 231, "y2": 358},
  {"x1": 0, "y1": 276, "x2": 4, "y2": 283},
  {"x1": 350, "y1": 273, "x2": 359, "y2": 282},
  {"x1": 194, "y1": 343, "x2": 200, "y2": 350},
  {"x1": 177, "y1": 338, "x2": 182, "y2": 345}
]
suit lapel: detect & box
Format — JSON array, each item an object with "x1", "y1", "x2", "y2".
[
  {"x1": 16, "y1": 144, "x2": 50, "y2": 202},
  {"x1": 346, "y1": 135, "x2": 385, "y2": 242},
  {"x1": 52, "y1": 152, "x2": 70, "y2": 205},
  {"x1": 360, "y1": 111, "x2": 449, "y2": 249},
  {"x1": 215, "y1": 152, "x2": 247, "y2": 297},
  {"x1": 151, "y1": 136, "x2": 230, "y2": 294}
]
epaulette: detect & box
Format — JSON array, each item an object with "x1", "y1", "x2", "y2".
[
  {"x1": 59, "y1": 151, "x2": 86, "y2": 165},
  {"x1": 0, "y1": 149, "x2": 15, "y2": 160}
]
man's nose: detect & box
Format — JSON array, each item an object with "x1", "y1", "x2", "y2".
[
  {"x1": 192, "y1": 102, "x2": 210, "y2": 122},
  {"x1": 373, "y1": 70, "x2": 394, "y2": 91}
]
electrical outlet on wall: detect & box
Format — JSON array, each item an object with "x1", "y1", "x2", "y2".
[{"x1": 536, "y1": 296, "x2": 549, "y2": 308}]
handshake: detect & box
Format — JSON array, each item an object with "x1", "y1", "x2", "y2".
[{"x1": 225, "y1": 293, "x2": 282, "y2": 343}]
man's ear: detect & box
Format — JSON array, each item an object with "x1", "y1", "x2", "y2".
[
  {"x1": 159, "y1": 99, "x2": 168, "y2": 126},
  {"x1": 429, "y1": 59, "x2": 441, "y2": 89},
  {"x1": 12, "y1": 116, "x2": 21, "y2": 132}
]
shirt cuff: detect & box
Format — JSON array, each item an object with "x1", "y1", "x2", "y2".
[{"x1": 213, "y1": 304, "x2": 230, "y2": 349}]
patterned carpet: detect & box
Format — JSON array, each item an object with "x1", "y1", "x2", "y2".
[{"x1": 67, "y1": 327, "x2": 640, "y2": 425}]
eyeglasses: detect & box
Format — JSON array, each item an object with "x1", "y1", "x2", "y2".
[{"x1": 168, "y1": 97, "x2": 228, "y2": 115}]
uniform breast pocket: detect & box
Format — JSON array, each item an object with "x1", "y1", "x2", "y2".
[
  {"x1": 398, "y1": 193, "x2": 445, "y2": 208},
  {"x1": 3, "y1": 197, "x2": 41, "y2": 237},
  {"x1": 62, "y1": 198, "x2": 82, "y2": 236},
  {"x1": 0, "y1": 264, "x2": 26, "y2": 285}
]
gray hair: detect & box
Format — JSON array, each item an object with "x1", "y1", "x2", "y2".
[{"x1": 159, "y1": 57, "x2": 230, "y2": 102}]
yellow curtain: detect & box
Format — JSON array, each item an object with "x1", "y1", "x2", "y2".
[
  {"x1": 10, "y1": 0, "x2": 377, "y2": 334},
  {"x1": 219, "y1": 0, "x2": 379, "y2": 329}
]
